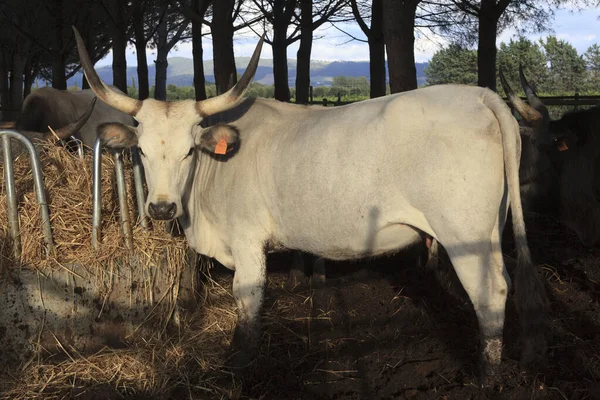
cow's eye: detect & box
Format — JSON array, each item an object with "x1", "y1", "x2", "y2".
[
  {"x1": 184, "y1": 147, "x2": 195, "y2": 159},
  {"x1": 138, "y1": 147, "x2": 145, "y2": 157}
]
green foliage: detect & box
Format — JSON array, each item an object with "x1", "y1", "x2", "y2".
[
  {"x1": 126, "y1": 82, "x2": 278, "y2": 101},
  {"x1": 497, "y1": 37, "x2": 547, "y2": 92},
  {"x1": 309, "y1": 76, "x2": 370, "y2": 102},
  {"x1": 427, "y1": 36, "x2": 599, "y2": 96},
  {"x1": 584, "y1": 44, "x2": 600, "y2": 91},
  {"x1": 540, "y1": 36, "x2": 586, "y2": 93},
  {"x1": 424, "y1": 44, "x2": 478, "y2": 85}
]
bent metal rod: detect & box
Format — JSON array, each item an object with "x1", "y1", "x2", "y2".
[{"x1": 0, "y1": 130, "x2": 54, "y2": 258}]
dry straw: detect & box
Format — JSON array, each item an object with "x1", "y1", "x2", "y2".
[{"x1": 0, "y1": 141, "x2": 188, "y2": 275}]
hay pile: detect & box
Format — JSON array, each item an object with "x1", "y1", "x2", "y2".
[
  {"x1": 0, "y1": 142, "x2": 188, "y2": 275},
  {"x1": 0, "y1": 273, "x2": 242, "y2": 400},
  {"x1": 0, "y1": 142, "x2": 251, "y2": 399}
]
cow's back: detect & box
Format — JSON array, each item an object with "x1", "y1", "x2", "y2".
[
  {"x1": 204, "y1": 87, "x2": 510, "y2": 258},
  {"x1": 16, "y1": 88, "x2": 76, "y2": 134},
  {"x1": 68, "y1": 88, "x2": 134, "y2": 147},
  {"x1": 17, "y1": 87, "x2": 134, "y2": 147}
]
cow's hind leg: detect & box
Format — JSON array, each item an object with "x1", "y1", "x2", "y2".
[
  {"x1": 287, "y1": 251, "x2": 306, "y2": 287},
  {"x1": 310, "y1": 257, "x2": 326, "y2": 287},
  {"x1": 228, "y1": 244, "x2": 267, "y2": 369},
  {"x1": 444, "y1": 237, "x2": 508, "y2": 386}
]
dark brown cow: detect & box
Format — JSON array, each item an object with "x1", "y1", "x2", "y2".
[
  {"x1": 500, "y1": 67, "x2": 600, "y2": 246},
  {"x1": 2, "y1": 98, "x2": 97, "y2": 156}
]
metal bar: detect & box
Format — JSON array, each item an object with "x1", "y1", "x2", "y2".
[
  {"x1": 131, "y1": 146, "x2": 148, "y2": 229},
  {"x1": 28, "y1": 138, "x2": 54, "y2": 256},
  {"x1": 70, "y1": 135, "x2": 85, "y2": 160},
  {"x1": 2, "y1": 134, "x2": 21, "y2": 259},
  {"x1": 114, "y1": 151, "x2": 134, "y2": 250},
  {"x1": 92, "y1": 138, "x2": 102, "y2": 250},
  {"x1": 1, "y1": 130, "x2": 54, "y2": 256}
]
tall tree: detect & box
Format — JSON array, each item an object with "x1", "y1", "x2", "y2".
[
  {"x1": 131, "y1": 0, "x2": 154, "y2": 100},
  {"x1": 212, "y1": 0, "x2": 238, "y2": 95},
  {"x1": 584, "y1": 43, "x2": 600, "y2": 91},
  {"x1": 295, "y1": 0, "x2": 348, "y2": 104},
  {"x1": 101, "y1": 0, "x2": 133, "y2": 94},
  {"x1": 541, "y1": 35, "x2": 586, "y2": 94},
  {"x1": 253, "y1": 0, "x2": 297, "y2": 102},
  {"x1": 152, "y1": 1, "x2": 190, "y2": 101},
  {"x1": 454, "y1": 0, "x2": 509, "y2": 90},
  {"x1": 496, "y1": 37, "x2": 547, "y2": 91},
  {"x1": 382, "y1": 0, "x2": 420, "y2": 93},
  {"x1": 178, "y1": 0, "x2": 212, "y2": 100},
  {"x1": 425, "y1": 44, "x2": 477, "y2": 85},
  {"x1": 350, "y1": 0, "x2": 385, "y2": 98},
  {"x1": 49, "y1": 0, "x2": 68, "y2": 89},
  {"x1": 439, "y1": 0, "x2": 560, "y2": 91}
]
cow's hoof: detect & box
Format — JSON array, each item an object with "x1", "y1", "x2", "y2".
[
  {"x1": 225, "y1": 348, "x2": 257, "y2": 371},
  {"x1": 226, "y1": 323, "x2": 260, "y2": 372},
  {"x1": 478, "y1": 360, "x2": 502, "y2": 389}
]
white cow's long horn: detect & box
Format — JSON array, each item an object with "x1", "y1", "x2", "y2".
[
  {"x1": 196, "y1": 34, "x2": 266, "y2": 117},
  {"x1": 73, "y1": 27, "x2": 142, "y2": 116},
  {"x1": 499, "y1": 67, "x2": 543, "y2": 127},
  {"x1": 46, "y1": 97, "x2": 97, "y2": 141},
  {"x1": 518, "y1": 65, "x2": 550, "y2": 124}
]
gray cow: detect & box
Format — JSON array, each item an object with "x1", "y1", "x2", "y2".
[
  {"x1": 74, "y1": 27, "x2": 547, "y2": 383},
  {"x1": 16, "y1": 86, "x2": 134, "y2": 148}
]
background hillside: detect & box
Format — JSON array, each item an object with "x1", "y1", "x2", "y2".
[{"x1": 64, "y1": 58, "x2": 429, "y2": 88}]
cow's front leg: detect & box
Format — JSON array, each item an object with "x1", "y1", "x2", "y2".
[{"x1": 228, "y1": 244, "x2": 267, "y2": 368}]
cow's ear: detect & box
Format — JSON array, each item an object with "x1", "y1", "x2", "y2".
[
  {"x1": 199, "y1": 123, "x2": 239, "y2": 155},
  {"x1": 97, "y1": 122, "x2": 138, "y2": 149}
]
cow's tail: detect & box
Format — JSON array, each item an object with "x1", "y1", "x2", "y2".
[{"x1": 483, "y1": 90, "x2": 549, "y2": 366}]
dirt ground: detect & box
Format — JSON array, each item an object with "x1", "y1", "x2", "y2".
[{"x1": 1, "y1": 213, "x2": 599, "y2": 400}]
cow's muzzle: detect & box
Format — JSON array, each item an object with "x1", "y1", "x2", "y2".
[{"x1": 148, "y1": 202, "x2": 177, "y2": 220}]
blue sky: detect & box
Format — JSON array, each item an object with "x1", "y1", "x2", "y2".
[{"x1": 96, "y1": 6, "x2": 599, "y2": 67}]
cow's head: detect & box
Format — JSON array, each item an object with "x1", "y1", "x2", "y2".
[{"x1": 73, "y1": 27, "x2": 263, "y2": 220}]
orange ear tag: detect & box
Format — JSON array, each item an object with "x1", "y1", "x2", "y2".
[
  {"x1": 557, "y1": 139, "x2": 568, "y2": 152},
  {"x1": 214, "y1": 138, "x2": 227, "y2": 155}
]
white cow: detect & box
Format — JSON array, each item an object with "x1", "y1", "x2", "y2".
[{"x1": 73, "y1": 27, "x2": 548, "y2": 382}]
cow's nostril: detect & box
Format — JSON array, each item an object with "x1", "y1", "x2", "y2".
[{"x1": 148, "y1": 202, "x2": 177, "y2": 220}]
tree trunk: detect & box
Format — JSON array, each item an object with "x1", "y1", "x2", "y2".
[
  {"x1": 9, "y1": 53, "x2": 26, "y2": 120},
  {"x1": 0, "y1": 50, "x2": 11, "y2": 121},
  {"x1": 154, "y1": 16, "x2": 169, "y2": 101},
  {"x1": 272, "y1": 22, "x2": 290, "y2": 102},
  {"x1": 23, "y1": 64, "x2": 35, "y2": 98},
  {"x1": 191, "y1": 0, "x2": 207, "y2": 101},
  {"x1": 132, "y1": 1, "x2": 149, "y2": 99},
  {"x1": 382, "y1": 0, "x2": 417, "y2": 93},
  {"x1": 369, "y1": 0, "x2": 386, "y2": 98},
  {"x1": 154, "y1": 56, "x2": 168, "y2": 101},
  {"x1": 51, "y1": 0, "x2": 67, "y2": 90},
  {"x1": 109, "y1": 0, "x2": 128, "y2": 94},
  {"x1": 212, "y1": 0, "x2": 237, "y2": 95},
  {"x1": 477, "y1": 1, "x2": 500, "y2": 91},
  {"x1": 295, "y1": 0, "x2": 312, "y2": 104}
]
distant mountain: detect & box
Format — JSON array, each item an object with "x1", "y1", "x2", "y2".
[{"x1": 62, "y1": 58, "x2": 429, "y2": 88}]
